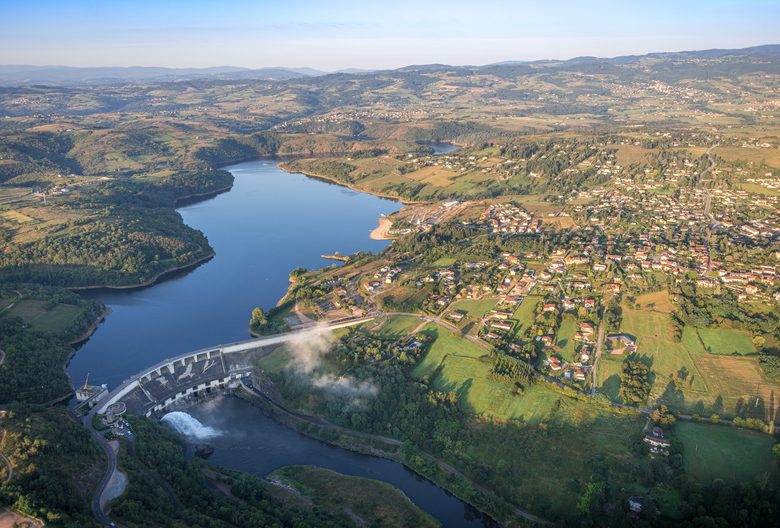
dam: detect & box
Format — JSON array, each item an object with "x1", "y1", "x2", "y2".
[{"x1": 93, "y1": 317, "x2": 372, "y2": 417}]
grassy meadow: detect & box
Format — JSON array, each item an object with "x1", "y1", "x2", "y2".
[{"x1": 675, "y1": 422, "x2": 776, "y2": 483}]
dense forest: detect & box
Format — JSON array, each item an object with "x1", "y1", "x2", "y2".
[
  {"x1": 0, "y1": 406, "x2": 101, "y2": 527},
  {"x1": 0, "y1": 171, "x2": 232, "y2": 287}
]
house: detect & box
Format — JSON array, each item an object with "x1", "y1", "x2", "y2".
[
  {"x1": 364, "y1": 281, "x2": 382, "y2": 291},
  {"x1": 540, "y1": 335, "x2": 554, "y2": 347},
  {"x1": 542, "y1": 302, "x2": 557, "y2": 313},
  {"x1": 579, "y1": 322, "x2": 595, "y2": 335},
  {"x1": 628, "y1": 497, "x2": 645, "y2": 514},
  {"x1": 548, "y1": 356, "x2": 563, "y2": 370},
  {"x1": 643, "y1": 427, "x2": 671, "y2": 455},
  {"x1": 447, "y1": 311, "x2": 466, "y2": 322},
  {"x1": 584, "y1": 298, "x2": 596, "y2": 309},
  {"x1": 490, "y1": 320, "x2": 513, "y2": 331},
  {"x1": 608, "y1": 334, "x2": 636, "y2": 354},
  {"x1": 573, "y1": 367, "x2": 587, "y2": 381}
]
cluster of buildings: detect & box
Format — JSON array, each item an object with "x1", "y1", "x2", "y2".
[
  {"x1": 364, "y1": 266, "x2": 401, "y2": 292},
  {"x1": 478, "y1": 203, "x2": 541, "y2": 234}
]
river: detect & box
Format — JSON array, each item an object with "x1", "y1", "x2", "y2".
[{"x1": 70, "y1": 150, "x2": 492, "y2": 527}]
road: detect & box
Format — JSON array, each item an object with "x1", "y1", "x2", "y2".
[
  {"x1": 701, "y1": 144, "x2": 718, "y2": 221},
  {"x1": 591, "y1": 320, "x2": 606, "y2": 396},
  {"x1": 0, "y1": 291, "x2": 22, "y2": 368},
  {"x1": 79, "y1": 411, "x2": 117, "y2": 527},
  {"x1": 0, "y1": 430, "x2": 12, "y2": 484},
  {"x1": 700, "y1": 144, "x2": 719, "y2": 270}
]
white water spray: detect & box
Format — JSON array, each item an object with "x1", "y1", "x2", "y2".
[{"x1": 161, "y1": 411, "x2": 222, "y2": 440}]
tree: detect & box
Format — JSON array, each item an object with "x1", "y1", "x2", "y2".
[
  {"x1": 652, "y1": 404, "x2": 676, "y2": 426},
  {"x1": 577, "y1": 481, "x2": 605, "y2": 524},
  {"x1": 250, "y1": 307, "x2": 268, "y2": 328},
  {"x1": 619, "y1": 358, "x2": 651, "y2": 406},
  {"x1": 773, "y1": 443, "x2": 780, "y2": 461}
]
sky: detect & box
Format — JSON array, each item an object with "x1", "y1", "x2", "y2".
[{"x1": 1, "y1": 0, "x2": 779, "y2": 70}]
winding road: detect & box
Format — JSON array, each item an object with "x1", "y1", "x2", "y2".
[
  {"x1": 79, "y1": 411, "x2": 117, "y2": 527},
  {"x1": 0, "y1": 430, "x2": 12, "y2": 484}
]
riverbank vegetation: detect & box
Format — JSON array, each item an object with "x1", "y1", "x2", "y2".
[
  {"x1": 112, "y1": 416, "x2": 437, "y2": 528},
  {"x1": 272, "y1": 465, "x2": 440, "y2": 528}
]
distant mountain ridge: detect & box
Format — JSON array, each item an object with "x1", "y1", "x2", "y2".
[{"x1": 1, "y1": 44, "x2": 778, "y2": 86}]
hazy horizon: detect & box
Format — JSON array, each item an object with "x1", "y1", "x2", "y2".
[
  {"x1": 2, "y1": 0, "x2": 779, "y2": 71},
  {"x1": 2, "y1": 41, "x2": 779, "y2": 73}
]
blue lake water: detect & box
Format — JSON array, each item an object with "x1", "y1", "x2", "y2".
[
  {"x1": 70, "y1": 160, "x2": 399, "y2": 388},
  {"x1": 70, "y1": 156, "x2": 492, "y2": 527}
]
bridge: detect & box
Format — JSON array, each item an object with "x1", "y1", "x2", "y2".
[{"x1": 93, "y1": 317, "x2": 373, "y2": 417}]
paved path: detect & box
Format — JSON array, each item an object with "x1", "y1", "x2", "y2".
[
  {"x1": 591, "y1": 319, "x2": 606, "y2": 396},
  {"x1": 700, "y1": 144, "x2": 719, "y2": 270},
  {"x1": 78, "y1": 412, "x2": 117, "y2": 527},
  {"x1": 0, "y1": 430, "x2": 12, "y2": 484}
]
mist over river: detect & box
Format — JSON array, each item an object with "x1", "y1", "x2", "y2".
[{"x1": 70, "y1": 155, "x2": 491, "y2": 526}]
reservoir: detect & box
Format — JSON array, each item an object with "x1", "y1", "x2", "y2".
[{"x1": 70, "y1": 155, "x2": 490, "y2": 526}]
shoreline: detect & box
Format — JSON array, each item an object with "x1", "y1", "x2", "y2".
[
  {"x1": 68, "y1": 251, "x2": 215, "y2": 292},
  {"x1": 276, "y1": 161, "x2": 423, "y2": 205},
  {"x1": 70, "y1": 306, "x2": 113, "y2": 346},
  {"x1": 174, "y1": 183, "x2": 234, "y2": 206},
  {"x1": 369, "y1": 216, "x2": 394, "y2": 241}
]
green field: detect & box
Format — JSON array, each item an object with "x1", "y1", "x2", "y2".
[
  {"x1": 378, "y1": 314, "x2": 425, "y2": 337},
  {"x1": 556, "y1": 316, "x2": 578, "y2": 362},
  {"x1": 447, "y1": 297, "x2": 499, "y2": 320},
  {"x1": 675, "y1": 422, "x2": 776, "y2": 483},
  {"x1": 619, "y1": 307, "x2": 709, "y2": 394},
  {"x1": 412, "y1": 323, "x2": 485, "y2": 379},
  {"x1": 689, "y1": 327, "x2": 756, "y2": 356},
  {"x1": 3, "y1": 299, "x2": 84, "y2": 335},
  {"x1": 432, "y1": 257, "x2": 457, "y2": 266},
  {"x1": 256, "y1": 346, "x2": 294, "y2": 374},
  {"x1": 603, "y1": 307, "x2": 780, "y2": 417},
  {"x1": 512, "y1": 295, "x2": 541, "y2": 335},
  {"x1": 272, "y1": 465, "x2": 440, "y2": 528}
]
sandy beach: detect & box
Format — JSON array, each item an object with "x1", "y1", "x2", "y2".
[{"x1": 370, "y1": 216, "x2": 393, "y2": 240}]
